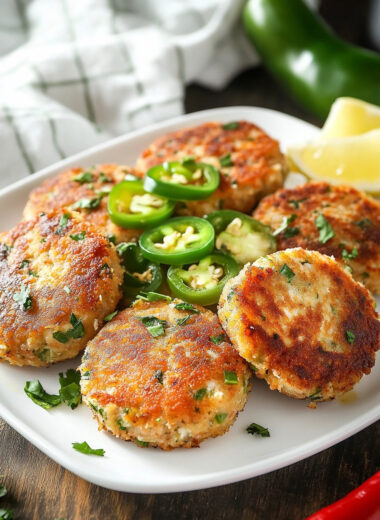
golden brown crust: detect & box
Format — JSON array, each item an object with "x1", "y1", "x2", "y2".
[
  {"x1": 0, "y1": 212, "x2": 123, "y2": 366},
  {"x1": 137, "y1": 121, "x2": 287, "y2": 216},
  {"x1": 254, "y1": 182, "x2": 380, "y2": 293},
  {"x1": 218, "y1": 248, "x2": 380, "y2": 401},
  {"x1": 23, "y1": 164, "x2": 143, "y2": 243},
  {"x1": 80, "y1": 300, "x2": 251, "y2": 449}
]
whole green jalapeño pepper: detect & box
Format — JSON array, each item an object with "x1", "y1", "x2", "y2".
[
  {"x1": 243, "y1": 0, "x2": 380, "y2": 118},
  {"x1": 116, "y1": 242, "x2": 162, "y2": 298},
  {"x1": 108, "y1": 180, "x2": 175, "y2": 229},
  {"x1": 143, "y1": 159, "x2": 220, "y2": 201},
  {"x1": 167, "y1": 252, "x2": 239, "y2": 305},
  {"x1": 139, "y1": 217, "x2": 215, "y2": 266},
  {"x1": 206, "y1": 210, "x2": 275, "y2": 265}
]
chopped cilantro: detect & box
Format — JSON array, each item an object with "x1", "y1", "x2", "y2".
[
  {"x1": 59, "y1": 383, "x2": 81, "y2": 410},
  {"x1": 215, "y1": 413, "x2": 228, "y2": 424},
  {"x1": 72, "y1": 441, "x2": 104, "y2": 456},
  {"x1": 59, "y1": 369, "x2": 82, "y2": 409},
  {"x1": 52, "y1": 332, "x2": 69, "y2": 343},
  {"x1": 136, "y1": 292, "x2": 171, "y2": 302},
  {"x1": 222, "y1": 122, "x2": 239, "y2": 130},
  {"x1": 99, "y1": 171, "x2": 111, "y2": 183},
  {"x1": 19, "y1": 259, "x2": 29, "y2": 268},
  {"x1": 72, "y1": 195, "x2": 104, "y2": 210},
  {"x1": 219, "y1": 154, "x2": 234, "y2": 167},
  {"x1": 13, "y1": 284, "x2": 32, "y2": 311},
  {"x1": 354, "y1": 218, "x2": 372, "y2": 229},
  {"x1": 193, "y1": 388, "x2": 207, "y2": 400},
  {"x1": 284, "y1": 227, "x2": 300, "y2": 238},
  {"x1": 107, "y1": 234, "x2": 116, "y2": 244},
  {"x1": 135, "y1": 439, "x2": 150, "y2": 447},
  {"x1": 210, "y1": 334, "x2": 226, "y2": 344},
  {"x1": 100, "y1": 263, "x2": 111, "y2": 275},
  {"x1": 342, "y1": 247, "x2": 358, "y2": 260},
  {"x1": 279, "y1": 263, "x2": 295, "y2": 283},
  {"x1": 227, "y1": 289, "x2": 235, "y2": 302},
  {"x1": 40, "y1": 238, "x2": 46, "y2": 243},
  {"x1": 174, "y1": 302, "x2": 199, "y2": 313},
  {"x1": 89, "y1": 402, "x2": 103, "y2": 415},
  {"x1": 315, "y1": 214, "x2": 335, "y2": 244},
  {"x1": 346, "y1": 331, "x2": 355, "y2": 344},
  {"x1": 309, "y1": 388, "x2": 322, "y2": 401},
  {"x1": 246, "y1": 422, "x2": 270, "y2": 437},
  {"x1": 139, "y1": 316, "x2": 167, "y2": 337},
  {"x1": 95, "y1": 188, "x2": 111, "y2": 197},
  {"x1": 24, "y1": 380, "x2": 61, "y2": 410},
  {"x1": 104, "y1": 310, "x2": 118, "y2": 322},
  {"x1": 154, "y1": 369, "x2": 164, "y2": 384},
  {"x1": 35, "y1": 348, "x2": 51, "y2": 362},
  {"x1": 176, "y1": 315, "x2": 191, "y2": 326},
  {"x1": 224, "y1": 371, "x2": 238, "y2": 384},
  {"x1": 52, "y1": 313, "x2": 85, "y2": 343},
  {"x1": 57, "y1": 213, "x2": 70, "y2": 234},
  {"x1": 288, "y1": 198, "x2": 307, "y2": 209},
  {"x1": 117, "y1": 418, "x2": 127, "y2": 431},
  {"x1": 72, "y1": 171, "x2": 94, "y2": 184},
  {"x1": 0, "y1": 508, "x2": 14, "y2": 519},
  {"x1": 0, "y1": 486, "x2": 7, "y2": 498},
  {"x1": 273, "y1": 214, "x2": 297, "y2": 236},
  {"x1": 69, "y1": 231, "x2": 86, "y2": 241}
]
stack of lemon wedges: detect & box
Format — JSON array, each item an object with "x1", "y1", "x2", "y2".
[{"x1": 288, "y1": 98, "x2": 380, "y2": 194}]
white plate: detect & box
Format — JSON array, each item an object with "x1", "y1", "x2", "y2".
[{"x1": 0, "y1": 107, "x2": 379, "y2": 494}]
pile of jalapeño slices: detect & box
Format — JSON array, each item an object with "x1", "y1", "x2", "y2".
[{"x1": 108, "y1": 158, "x2": 275, "y2": 305}]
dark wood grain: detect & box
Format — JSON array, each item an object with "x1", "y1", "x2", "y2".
[{"x1": 1, "y1": 2, "x2": 379, "y2": 519}]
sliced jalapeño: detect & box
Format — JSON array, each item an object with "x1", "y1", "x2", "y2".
[
  {"x1": 116, "y1": 242, "x2": 162, "y2": 299},
  {"x1": 108, "y1": 180, "x2": 175, "y2": 229},
  {"x1": 139, "y1": 217, "x2": 214, "y2": 266},
  {"x1": 143, "y1": 159, "x2": 219, "y2": 201},
  {"x1": 206, "y1": 210, "x2": 276, "y2": 265},
  {"x1": 167, "y1": 252, "x2": 239, "y2": 305}
]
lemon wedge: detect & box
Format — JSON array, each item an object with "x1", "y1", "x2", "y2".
[
  {"x1": 321, "y1": 97, "x2": 380, "y2": 139},
  {"x1": 288, "y1": 129, "x2": 380, "y2": 194}
]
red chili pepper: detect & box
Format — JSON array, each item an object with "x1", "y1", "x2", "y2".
[{"x1": 305, "y1": 470, "x2": 380, "y2": 520}]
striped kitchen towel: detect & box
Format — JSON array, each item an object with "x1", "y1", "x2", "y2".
[{"x1": 0, "y1": 0, "x2": 258, "y2": 187}]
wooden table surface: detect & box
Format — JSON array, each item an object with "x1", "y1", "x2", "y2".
[{"x1": 1, "y1": 3, "x2": 379, "y2": 517}]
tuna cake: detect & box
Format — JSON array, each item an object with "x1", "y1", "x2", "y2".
[
  {"x1": 254, "y1": 182, "x2": 380, "y2": 294},
  {"x1": 136, "y1": 121, "x2": 287, "y2": 216},
  {"x1": 80, "y1": 299, "x2": 251, "y2": 450},
  {"x1": 23, "y1": 164, "x2": 143, "y2": 244},
  {"x1": 218, "y1": 248, "x2": 380, "y2": 403},
  {"x1": 0, "y1": 212, "x2": 123, "y2": 367}
]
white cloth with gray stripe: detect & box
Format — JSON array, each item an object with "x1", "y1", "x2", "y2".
[{"x1": 0, "y1": 0, "x2": 259, "y2": 187}]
